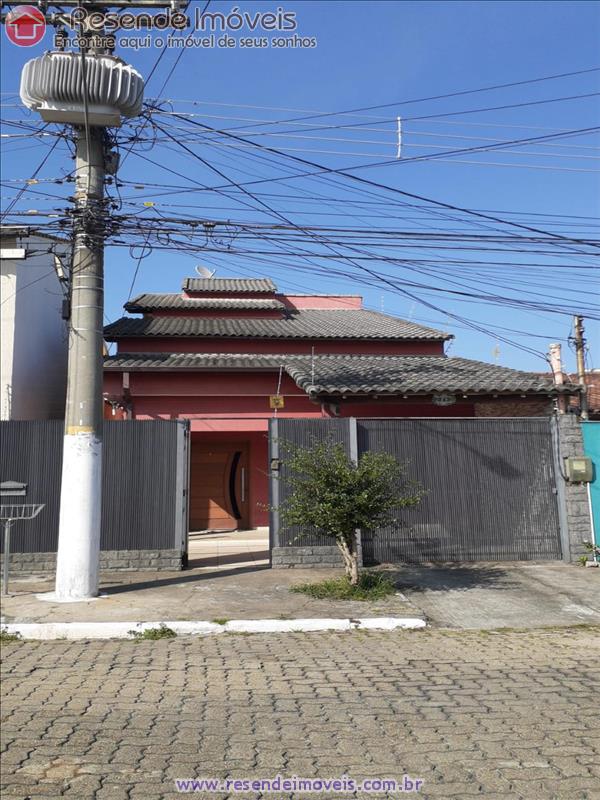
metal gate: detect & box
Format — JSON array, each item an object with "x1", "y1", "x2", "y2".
[
  {"x1": 0, "y1": 420, "x2": 189, "y2": 558},
  {"x1": 271, "y1": 417, "x2": 562, "y2": 563}
]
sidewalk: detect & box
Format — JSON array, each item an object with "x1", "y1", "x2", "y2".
[
  {"x1": 3, "y1": 533, "x2": 598, "y2": 631},
  {"x1": 1, "y1": 566, "x2": 423, "y2": 625}
]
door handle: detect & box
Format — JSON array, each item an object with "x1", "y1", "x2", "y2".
[{"x1": 241, "y1": 467, "x2": 246, "y2": 503}]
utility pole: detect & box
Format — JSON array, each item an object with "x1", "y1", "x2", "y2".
[
  {"x1": 55, "y1": 123, "x2": 106, "y2": 599},
  {"x1": 2, "y1": 0, "x2": 186, "y2": 600},
  {"x1": 574, "y1": 315, "x2": 589, "y2": 421}
]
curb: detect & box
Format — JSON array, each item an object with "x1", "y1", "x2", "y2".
[{"x1": 2, "y1": 617, "x2": 426, "y2": 640}]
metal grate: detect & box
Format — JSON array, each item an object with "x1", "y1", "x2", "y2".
[
  {"x1": 1, "y1": 504, "x2": 45, "y2": 521},
  {"x1": 1, "y1": 504, "x2": 45, "y2": 595}
]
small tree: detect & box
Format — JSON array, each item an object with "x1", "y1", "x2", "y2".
[{"x1": 279, "y1": 439, "x2": 423, "y2": 585}]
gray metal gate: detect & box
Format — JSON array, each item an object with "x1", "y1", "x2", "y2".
[
  {"x1": 271, "y1": 417, "x2": 562, "y2": 563},
  {"x1": 0, "y1": 420, "x2": 189, "y2": 559}
]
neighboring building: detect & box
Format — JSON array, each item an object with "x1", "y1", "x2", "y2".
[
  {"x1": 0, "y1": 226, "x2": 69, "y2": 420},
  {"x1": 570, "y1": 371, "x2": 600, "y2": 420},
  {"x1": 103, "y1": 276, "x2": 574, "y2": 531},
  {"x1": 584, "y1": 371, "x2": 600, "y2": 419}
]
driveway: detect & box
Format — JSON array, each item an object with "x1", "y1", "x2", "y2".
[{"x1": 394, "y1": 562, "x2": 600, "y2": 629}]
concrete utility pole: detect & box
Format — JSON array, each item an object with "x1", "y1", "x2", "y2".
[
  {"x1": 5, "y1": 0, "x2": 185, "y2": 600},
  {"x1": 574, "y1": 315, "x2": 589, "y2": 421},
  {"x1": 55, "y1": 124, "x2": 106, "y2": 599}
]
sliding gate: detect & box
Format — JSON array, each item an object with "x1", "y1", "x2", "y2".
[{"x1": 271, "y1": 417, "x2": 562, "y2": 563}]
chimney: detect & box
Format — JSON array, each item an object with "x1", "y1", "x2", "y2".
[{"x1": 548, "y1": 342, "x2": 567, "y2": 413}]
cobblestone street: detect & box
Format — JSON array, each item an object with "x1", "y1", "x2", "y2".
[{"x1": 1, "y1": 628, "x2": 599, "y2": 800}]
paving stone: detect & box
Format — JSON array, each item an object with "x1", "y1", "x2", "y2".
[{"x1": 1, "y1": 628, "x2": 599, "y2": 800}]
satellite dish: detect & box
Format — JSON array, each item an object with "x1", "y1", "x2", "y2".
[{"x1": 195, "y1": 266, "x2": 216, "y2": 278}]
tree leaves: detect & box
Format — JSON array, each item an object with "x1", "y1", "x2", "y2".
[{"x1": 279, "y1": 439, "x2": 424, "y2": 542}]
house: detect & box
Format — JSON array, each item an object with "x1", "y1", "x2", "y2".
[
  {"x1": 0, "y1": 226, "x2": 69, "y2": 421},
  {"x1": 103, "y1": 275, "x2": 573, "y2": 532}
]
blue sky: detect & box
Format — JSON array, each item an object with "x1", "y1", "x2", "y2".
[{"x1": 2, "y1": 0, "x2": 599, "y2": 372}]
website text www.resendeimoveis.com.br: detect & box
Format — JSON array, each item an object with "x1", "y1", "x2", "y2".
[{"x1": 175, "y1": 774, "x2": 424, "y2": 793}]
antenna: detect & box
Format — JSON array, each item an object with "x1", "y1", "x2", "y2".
[{"x1": 195, "y1": 265, "x2": 216, "y2": 278}]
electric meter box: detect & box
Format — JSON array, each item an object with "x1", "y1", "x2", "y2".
[{"x1": 564, "y1": 456, "x2": 593, "y2": 483}]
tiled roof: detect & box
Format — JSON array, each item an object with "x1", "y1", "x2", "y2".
[
  {"x1": 285, "y1": 355, "x2": 566, "y2": 396},
  {"x1": 103, "y1": 309, "x2": 451, "y2": 341},
  {"x1": 182, "y1": 278, "x2": 277, "y2": 293},
  {"x1": 105, "y1": 353, "x2": 285, "y2": 370},
  {"x1": 104, "y1": 352, "x2": 573, "y2": 396},
  {"x1": 125, "y1": 294, "x2": 285, "y2": 312}
]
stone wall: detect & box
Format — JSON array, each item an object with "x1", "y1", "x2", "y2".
[
  {"x1": 272, "y1": 545, "x2": 345, "y2": 568},
  {"x1": 0, "y1": 549, "x2": 183, "y2": 574},
  {"x1": 555, "y1": 414, "x2": 594, "y2": 561}
]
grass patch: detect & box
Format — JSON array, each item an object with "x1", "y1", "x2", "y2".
[
  {"x1": 211, "y1": 618, "x2": 229, "y2": 626},
  {"x1": 290, "y1": 571, "x2": 397, "y2": 601},
  {"x1": 128, "y1": 623, "x2": 177, "y2": 641},
  {"x1": 0, "y1": 627, "x2": 21, "y2": 643}
]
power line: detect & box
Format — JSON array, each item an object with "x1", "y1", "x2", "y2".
[
  {"x1": 155, "y1": 66, "x2": 600, "y2": 120},
  {"x1": 242, "y1": 92, "x2": 600, "y2": 137},
  {"x1": 143, "y1": 120, "x2": 558, "y2": 356},
  {"x1": 148, "y1": 108, "x2": 600, "y2": 252},
  {"x1": 153, "y1": 0, "x2": 212, "y2": 99},
  {"x1": 0, "y1": 134, "x2": 61, "y2": 222}
]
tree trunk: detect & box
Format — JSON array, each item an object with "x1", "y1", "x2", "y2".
[
  {"x1": 349, "y1": 531, "x2": 360, "y2": 585},
  {"x1": 337, "y1": 534, "x2": 359, "y2": 585}
]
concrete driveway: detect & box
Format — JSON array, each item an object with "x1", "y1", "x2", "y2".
[{"x1": 394, "y1": 562, "x2": 600, "y2": 629}]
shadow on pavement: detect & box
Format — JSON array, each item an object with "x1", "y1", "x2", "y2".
[
  {"x1": 187, "y1": 550, "x2": 270, "y2": 569},
  {"x1": 385, "y1": 563, "x2": 517, "y2": 593},
  {"x1": 102, "y1": 563, "x2": 271, "y2": 595}
]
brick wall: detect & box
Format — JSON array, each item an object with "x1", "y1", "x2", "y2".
[{"x1": 474, "y1": 397, "x2": 553, "y2": 417}]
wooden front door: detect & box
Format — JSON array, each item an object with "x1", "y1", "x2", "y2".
[{"x1": 189, "y1": 442, "x2": 249, "y2": 531}]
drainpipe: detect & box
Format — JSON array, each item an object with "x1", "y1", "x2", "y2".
[
  {"x1": 587, "y1": 483, "x2": 598, "y2": 564},
  {"x1": 122, "y1": 372, "x2": 132, "y2": 419}
]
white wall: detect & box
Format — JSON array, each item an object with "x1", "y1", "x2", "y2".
[{"x1": 1, "y1": 231, "x2": 69, "y2": 420}]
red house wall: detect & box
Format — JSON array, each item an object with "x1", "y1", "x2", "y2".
[
  {"x1": 104, "y1": 368, "x2": 476, "y2": 527},
  {"x1": 105, "y1": 371, "x2": 476, "y2": 422}
]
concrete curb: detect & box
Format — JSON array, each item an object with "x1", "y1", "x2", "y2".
[{"x1": 2, "y1": 617, "x2": 426, "y2": 640}]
